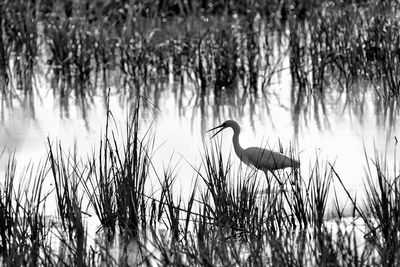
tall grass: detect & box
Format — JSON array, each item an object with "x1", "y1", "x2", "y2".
[
  {"x1": 0, "y1": 108, "x2": 399, "y2": 265},
  {"x1": 0, "y1": 152, "x2": 53, "y2": 266},
  {"x1": 334, "y1": 148, "x2": 400, "y2": 266},
  {"x1": 47, "y1": 141, "x2": 89, "y2": 266},
  {"x1": 139, "y1": 140, "x2": 400, "y2": 266},
  {"x1": 82, "y1": 104, "x2": 156, "y2": 241}
]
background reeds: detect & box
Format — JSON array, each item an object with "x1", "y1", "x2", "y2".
[{"x1": 1, "y1": 0, "x2": 400, "y2": 116}]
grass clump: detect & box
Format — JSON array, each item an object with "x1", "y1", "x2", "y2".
[{"x1": 0, "y1": 152, "x2": 52, "y2": 266}]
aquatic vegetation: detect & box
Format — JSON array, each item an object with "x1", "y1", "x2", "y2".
[
  {"x1": 0, "y1": 103, "x2": 398, "y2": 265},
  {"x1": 0, "y1": 0, "x2": 40, "y2": 111},
  {"x1": 0, "y1": 153, "x2": 52, "y2": 266},
  {"x1": 334, "y1": 148, "x2": 400, "y2": 266},
  {"x1": 1, "y1": 0, "x2": 400, "y2": 265},
  {"x1": 47, "y1": 141, "x2": 89, "y2": 266},
  {"x1": 0, "y1": 0, "x2": 399, "y2": 129}
]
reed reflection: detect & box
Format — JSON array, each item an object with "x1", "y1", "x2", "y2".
[{"x1": 0, "y1": 4, "x2": 398, "y2": 140}]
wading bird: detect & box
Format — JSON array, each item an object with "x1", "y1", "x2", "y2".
[{"x1": 207, "y1": 120, "x2": 300, "y2": 177}]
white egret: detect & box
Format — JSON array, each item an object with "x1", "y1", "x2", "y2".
[{"x1": 207, "y1": 120, "x2": 300, "y2": 175}]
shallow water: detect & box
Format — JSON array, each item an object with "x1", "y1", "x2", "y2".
[
  {"x1": 1, "y1": 21, "x2": 399, "y2": 219},
  {"x1": 1, "y1": 61, "x2": 398, "y2": 206}
]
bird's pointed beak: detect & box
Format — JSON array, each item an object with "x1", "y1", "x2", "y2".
[{"x1": 206, "y1": 124, "x2": 225, "y2": 139}]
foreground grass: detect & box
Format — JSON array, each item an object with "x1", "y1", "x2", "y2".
[{"x1": 0, "y1": 108, "x2": 399, "y2": 266}]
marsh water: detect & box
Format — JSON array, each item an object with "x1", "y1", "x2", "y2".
[
  {"x1": 1, "y1": 32, "x2": 398, "y2": 207},
  {"x1": 3, "y1": 3, "x2": 400, "y2": 264}
]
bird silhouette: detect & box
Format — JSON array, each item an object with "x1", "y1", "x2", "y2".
[{"x1": 207, "y1": 120, "x2": 300, "y2": 178}]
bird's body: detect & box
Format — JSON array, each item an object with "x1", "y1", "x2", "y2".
[
  {"x1": 241, "y1": 147, "x2": 299, "y2": 171},
  {"x1": 207, "y1": 120, "x2": 300, "y2": 172}
]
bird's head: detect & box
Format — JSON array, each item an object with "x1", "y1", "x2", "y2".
[{"x1": 207, "y1": 120, "x2": 240, "y2": 138}]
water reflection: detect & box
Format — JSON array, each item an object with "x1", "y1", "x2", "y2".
[
  {"x1": 0, "y1": 15, "x2": 398, "y2": 192},
  {"x1": 2, "y1": 3, "x2": 400, "y2": 265},
  {"x1": 0, "y1": 16, "x2": 398, "y2": 135}
]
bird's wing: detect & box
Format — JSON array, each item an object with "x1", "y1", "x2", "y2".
[{"x1": 244, "y1": 147, "x2": 296, "y2": 170}]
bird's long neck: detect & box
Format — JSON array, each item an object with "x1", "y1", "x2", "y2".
[{"x1": 232, "y1": 128, "x2": 244, "y2": 159}]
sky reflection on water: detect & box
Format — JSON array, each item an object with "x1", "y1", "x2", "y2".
[{"x1": 1, "y1": 62, "x2": 398, "y2": 205}]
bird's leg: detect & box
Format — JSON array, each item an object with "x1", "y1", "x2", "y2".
[
  {"x1": 265, "y1": 170, "x2": 292, "y2": 207},
  {"x1": 263, "y1": 170, "x2": 285, "y2": 193},
  {"x1": 263, "y1": 170, "x2": 271, "y2": 192},
  {"x1": 267, "y1": 170, "x2": 285, "y2": 188}
]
